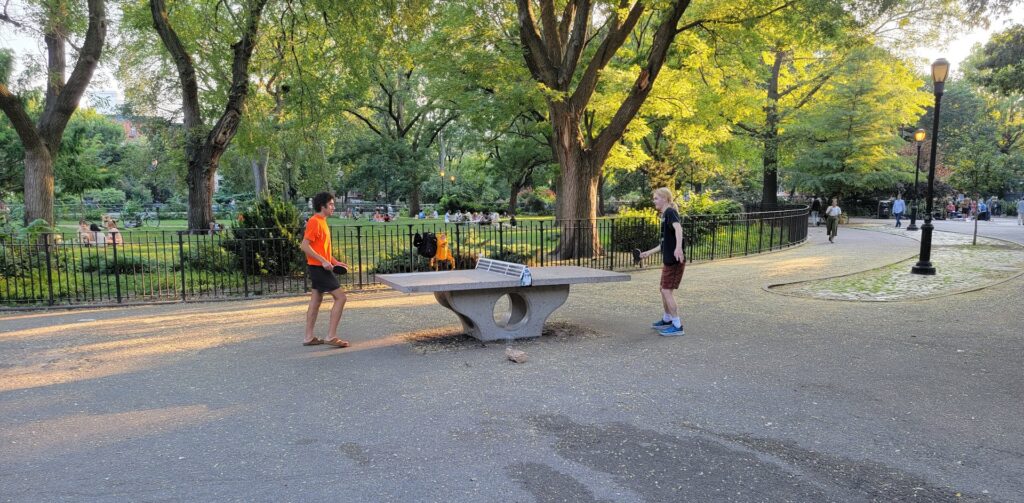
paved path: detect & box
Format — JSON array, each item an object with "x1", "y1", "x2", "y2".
[{"x1": 1, "y1": 225, "x2": 1022, "y2": 502}]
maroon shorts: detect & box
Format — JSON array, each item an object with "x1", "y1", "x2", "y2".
[{"x1": 660, "y1": 262, "x2": 685, "y2": 290}]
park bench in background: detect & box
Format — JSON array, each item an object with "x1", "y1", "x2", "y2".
[{"x1": 379, "y1": 258, "x2": 630, "y2": 341}]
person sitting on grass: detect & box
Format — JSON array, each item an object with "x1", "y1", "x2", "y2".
[
  {"x1": 106, "y1": 219, "x2": 124, "y2": 246},
  {"x1": 90, "y1": 223, "x2": 106, "y2": 246},
  {"x1": 78, "y1": 220, "x2": 94, "y2": 245}
]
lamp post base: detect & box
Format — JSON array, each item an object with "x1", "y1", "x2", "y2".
[
  {"x1": 910, "y1": 262, "x2": 935, "y2": 275},
  {"x1": 907, "y1": 209, "x2": 919, "y2": 231}
]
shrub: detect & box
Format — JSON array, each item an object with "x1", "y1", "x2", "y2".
[
  {"x1": 485, "y1": 247, "x2": 534, "y2": 266},
  {"x1": 224, "y1": 196, "x2": 303, "y2": 276},
  {"x1": 83, "y1": 188, "x2": 126, "y2": 207},
  {"x1": 181, "y1": 243, "x2": 236, "y2": 273},
  {"x1": 518, "y1": 188, "x2": 555, "y2": 214},
  {"x1": 439, "y1": 195, "x2": 480, "y2": 214},
  {"x1": 678, "y1": 191, "x2": 743, "y2": 216},
  {"x1": 371, "y1": 251, "x2": 478, "y2": 274},
  {"x1": 609, "y1": 208, "x2": 659, "y2": 253}
]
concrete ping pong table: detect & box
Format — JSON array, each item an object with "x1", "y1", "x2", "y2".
[{"x1": 378, "y1": 258, "x2": 630, "y2": 341}]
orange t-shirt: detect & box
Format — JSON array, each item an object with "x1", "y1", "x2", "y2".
[{"x1": 303, "y1": 214, "x2": 333, "y2": 266}]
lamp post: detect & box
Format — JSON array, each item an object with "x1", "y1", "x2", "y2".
[
  {"x1": 907, "y1": 128, "x2": 926, "y2": 231},
  {"x1": 440, "y1": 170, "x2": 446, "y2": 199},
  {"x1": 911, "y1": 58, "x2": 950, "y2": 275}
]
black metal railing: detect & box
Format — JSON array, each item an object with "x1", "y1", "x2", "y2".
[{"x1": 1, "y1": 207, "x2": 808, "y2": 308}]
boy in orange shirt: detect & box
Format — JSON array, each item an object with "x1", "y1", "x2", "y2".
[{"x1": 299, "y1": 192, "x2": 350, "y2": 347}]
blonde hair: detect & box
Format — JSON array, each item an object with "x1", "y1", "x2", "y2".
[{"x1": 653, "y1": 187, "x2": 678, "y2": 211}]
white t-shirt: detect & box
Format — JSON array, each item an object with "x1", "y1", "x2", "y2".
[{"x1": 826, "y1": 206, "x2": 842, "y2": 217}]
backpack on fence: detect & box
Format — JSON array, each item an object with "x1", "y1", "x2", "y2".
[{"x1": 413, "y1": 231, "x2": 438, "y2": 258}]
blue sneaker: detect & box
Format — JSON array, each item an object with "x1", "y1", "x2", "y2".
[
  {"x1": 659, "y1": 324, "x2": 685, "y2": 336},
  {"x1": 651, "y1": 319, "x2": 672, "y2": 329}
]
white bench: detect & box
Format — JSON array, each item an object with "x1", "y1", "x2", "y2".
[{"x1": 378, "y1": 258, "x2": 630, "y2": 341}]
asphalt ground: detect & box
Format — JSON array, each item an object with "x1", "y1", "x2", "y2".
[{"x1": 1, "y1": 223, "x2": 1021, "y2": 502}]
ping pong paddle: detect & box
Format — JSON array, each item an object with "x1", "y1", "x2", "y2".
[
  {"x1": 632, "y1": 248, "x2": 642, "y2": 266},
  {"x1": 333, "y1": 264, "x2": 348, "y2": 275}
]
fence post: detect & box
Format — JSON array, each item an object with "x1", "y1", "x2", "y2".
[
  {"x1": 454, "y1": 224, "x2": 462, "y2": 267},
  {"x1": 710, "y1": 216, "x2": 718, "y2": 260},
  {"x1": 575, "y1": 220, "x2": 581, "y2": 266},
  {"x1": 177, "y1": 231, "x2": 187, "y2": 302},
  {"x1": 112, "y1": 239, "x2": 122, "y2": 303},
  {"x1": 241, "y1": 237, "x2": 249, "y2": 298},
  {"x1": 43, "y1": 234, "x2": 55, "y2": 306},
  {"x1": 609, "y1": 218, "x2": 615, "y2": 270},
  {"x1": 539, "y1": 220, "x2": 545, "y2": 267},
  {"x1": 408, "y1": 224, "x2": 416, "y2": 270},
  {"x1": 769, "y1": 217, "x2": 776, "y2": 251},
  {"x1": 356, "y1": 226, "x2": 364, "y2": 289},
  {"x1": 498, "y1": 222, "x2": 504, "y2": 256}
]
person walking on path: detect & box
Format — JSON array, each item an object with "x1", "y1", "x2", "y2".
[
  {"x1": 810, "y1": 197, "x2": 822, "y2": 226},
  {"x1": 825, "y1": 198, "x2": 842, "y2": 243},
  {"x1": 639, "y1": 187, "x2": 686, "y2": 337},
  {"x1": 892, "y1": 194, "x2": 906, "y2": 228},
  {"x1": 1017, "y1": 199, "x2": 1024, "y2": 225},
  {"x1": 299, "y1": 192, "x2": 350, "y2": 348}
]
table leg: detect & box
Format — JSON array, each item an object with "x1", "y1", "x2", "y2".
[{"x1": 434, "y1": 286, "x2": 570, "y2": 341}]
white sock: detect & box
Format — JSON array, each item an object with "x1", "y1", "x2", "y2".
[
  {"x1": 663, "y1": 313, "x2": 672, "y2": 322},
  {"x1": 672, "y1": 317, "x2": 681, "y2": 328}
]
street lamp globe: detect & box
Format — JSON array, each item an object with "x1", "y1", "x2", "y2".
[
  {"x1": 931, "y1": 58, "x2": 950, "y2": 85},
  {"x1": 914, "y1": 129, "x2": 926, "y2": 142}
]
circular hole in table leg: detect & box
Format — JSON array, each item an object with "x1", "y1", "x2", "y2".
[{"x1": 493, "y1": 293, "x2": 528, "y2": 329}]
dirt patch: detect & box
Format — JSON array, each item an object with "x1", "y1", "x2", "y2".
[{"x1": 402, "y1": 321, "x2": 602, "y2": 354}]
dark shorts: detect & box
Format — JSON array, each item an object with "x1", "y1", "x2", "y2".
[
  {"x1": 308, "y1": 265, "x2": 341, "y2": 293},
  {"x1": 660, "y1": 262, "x2": 685, "y2": 290}
]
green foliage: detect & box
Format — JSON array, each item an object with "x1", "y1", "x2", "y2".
[
  {"x1": 518, "y1": 188, "x2": 555, "y2": 214},
  {"x1": 83, "y1": 188, "x2": 127, "y2": 206},
  {"x1": 224, "y1": 196, "x2": 303, "y2": 275},
  {"x1": 974, "y1": 24, "x2": 1024, "y2": 96},
  {"x1": 786, "y1": 49, "x2": 930, "y2": 198},
  {"x1": 610, "y1": 210, "x2": 660, "y2": 253},
  {"x1": 181, "y1": 244, "x2": 236, "y2": 273},
  {"x1": 678, "y1": 192, "x2": 744, "y2": 216},
  {"x1": 439, "y1": 195, "x2": 479, "y2": 214}
]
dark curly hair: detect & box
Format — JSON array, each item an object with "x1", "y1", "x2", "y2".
[{"x1": 312, "y1": 192, "x2": 335, "y2": 212}]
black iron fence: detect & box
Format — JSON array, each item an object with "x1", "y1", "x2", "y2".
[{"x1": 1, "y1": 207, "x2": 808, "y2": 308}]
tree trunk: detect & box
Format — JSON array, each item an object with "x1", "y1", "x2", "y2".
[
  {"x1": 252, "y1": 147, "x2": 269, "y2": 195},
  {"x1": 761, "y1": 126, "x2": 780, "y2": 208},
  {"x1": 408, "y1": 185, "x2": 421, "y2": 216},
  {"x1": 549, "y1": 106, "x2": 601, "y2": 259},
  {"x1": 186, "y1": 150, "x2": 215, "y2": 231},
  {"x1": 508, "y1": 184, "x2": 520, "y2": 216},
  {"x1": 760, "y1": 50, "x2": 784, "y2": 209},
  {"x1": 23, "y1": 146, "x2": 55, "y2": 226},
  {"x1": 597, "y1": 172, "x2": 606, "y2": 217},
  {"x1": 554, "y1": 150, "x2": 600, "y2": 259}
]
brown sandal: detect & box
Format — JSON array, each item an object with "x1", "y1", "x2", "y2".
[
  {"x1": 302, "y1": 338, "x2": 324, "y2": 346},
  {"x1": 324, "y1": 338, "x2": 350, "y2": 348}
]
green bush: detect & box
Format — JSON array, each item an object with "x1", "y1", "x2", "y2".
[
  {"x1": 678, "y1": 191, "x2": 743, "y2": 216},
  {"x1": 224, "y1": 196, "x2": 303, "y2": 276},
  {"x1": 439, "y1": 195, "x2": 480, "y2": 214},
  {"x1": 610, "y1": 208, "x2": 659, "y2": 253},
  {"x1": 83, "y1": 188, "x2": 126, "y2": 206},
  {"x1": 78, "y1": 253, "x2": 157, "y2": 274},
  {"x1": 181, "y1": 243, "x2": 236, "y2": 273},
  {"x1": 372, "y1": 252, "x2": 433, "y2": 274},
  {"x1": 486, "y1": 247, "x2": 534, "y2": 266}
]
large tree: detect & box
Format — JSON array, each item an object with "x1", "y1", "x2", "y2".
[
  {"x1": 515, "y1": 0, "x2": 699, "y2": 257},
  {"x1": 0, "y1": 0, "x2": 107, "y2": 225},
  {"x1": 146, "y1": 0, "x2": 269, "y2": 230}
]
